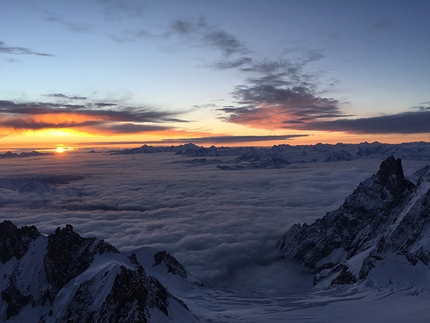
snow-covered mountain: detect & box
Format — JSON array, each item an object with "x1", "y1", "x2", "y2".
[
  {"x1": 111, "y1": 141, "x2": 430, "y2": 170},
  {"x1": 0, "y1": 151, "x2": 51, "y2": 158},
  {"x1": 0, "y1": 221, "x2": 201, "y2": 323},
  {"x1": 278, "y1": 156, "x2": 430, "y2": 287}
]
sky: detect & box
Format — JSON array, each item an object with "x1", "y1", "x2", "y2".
[{"x1": 1, "y1": 0, "x2": 430, "y2": 149}]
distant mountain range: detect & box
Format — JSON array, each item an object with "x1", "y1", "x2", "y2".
[
  {"x1": 0, "y1": 151, "x2": 52, "y2": 158},
  {"x1": 112, "y1": 141, "x2": 430, "y2": 170}
]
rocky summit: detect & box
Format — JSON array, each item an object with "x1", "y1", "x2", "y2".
[
  {"x1": 278, "y1": 156, "x2": 430, "y2": 287},
  {"x1": 0, "y1": 221, "x2": 201, "y2": 323}
]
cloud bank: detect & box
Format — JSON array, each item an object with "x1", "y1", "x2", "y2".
[
  {"x1": 302, "y1": 110, "x2": 430, "y2": 134},
  {"x1": 0, "y1": 98, "x2": 186, "y2": 136},
  {"x1": 2, "y1": 151, "x2": 428, "y2": 288}
]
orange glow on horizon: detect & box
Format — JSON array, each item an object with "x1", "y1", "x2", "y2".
[{"x1": 1, "y1": 122, "x2": 429, "y2": 150}]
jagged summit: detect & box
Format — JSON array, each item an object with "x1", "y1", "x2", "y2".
[
  {"x1": 375, "y1": 155, "x2": 405, "y2": 185},
  {"x1": 278, "y1": 156, "x2": 430, "y2": 287},
  {"x1": 0, "y1": 220, "x2": 40, "y2": 264},
  {"x1": 0, "y1": 221, "x2": 201, "y2": 322}
]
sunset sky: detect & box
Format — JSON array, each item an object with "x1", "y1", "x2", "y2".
[{"x1": 1, "y1": 0, "x2": 430, "y2": 150}]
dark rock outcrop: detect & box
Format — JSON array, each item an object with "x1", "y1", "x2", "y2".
[
  {"x1": 0, "y1": 222, "x2": 199, "y2": 322},
  {"x1": 0, "y1": 220, "x2": 40, "y2": 264},
  {"x1": 278, "y1": 156, "x2": 430, "y2": 286},
  {"x1": 44, "y1": 224, "x2": 118, "y2": 292}
]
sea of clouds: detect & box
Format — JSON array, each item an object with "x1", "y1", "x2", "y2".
[{"x1": 0, "y1": 151, "x2": 428, "y2": 289}]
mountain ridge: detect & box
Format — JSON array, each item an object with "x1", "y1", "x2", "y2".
[
  {"x1": 278, "y1": 156, "x2": 430, "y2": 287},
  {"x1": 112, "y1": 141, "x2": 430, "y2": 170},
  {"x1": 0, "y1": 221, "x2": 201, "y2": 322}
]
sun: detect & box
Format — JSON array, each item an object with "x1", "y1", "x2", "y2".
[{"x1": 56, "y1": 146, "x2": 65, "y2": 154}]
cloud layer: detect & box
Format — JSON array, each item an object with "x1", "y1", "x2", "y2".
[
  {"x1": 0, "y1": 98, "x2": 186, "y2": 136},
  {"x1": 2, "y1": 151, "x2": 428, "y2": 288},
  {"x1": 302, "y1": 110, "x2": 430, "y2": 134}
]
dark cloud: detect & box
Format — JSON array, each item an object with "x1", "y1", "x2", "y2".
[
  {"x1": 201, "y1": 29, "x2": 247, "y2": 56},
  {"x1": 171, "y1": 19, "x2": 197, "y2": 35},
  {"x1": 169, "y1": 17, "x2": 249, "y2": 56},
  {"x1": 240, "y1": 59, "x2": 295, "y2": 74},
  {"x1": 0, "y1": 99, "x2": 186, "y2": 134},
  {"x1": 411, "y1": 106, "x2": 430, "y2": 112},
  {"x1": 214, "y1": 57, "x2": 298, "y2": 75},
  {"x1": 4, "y1": 57, "x2": 20, "y2": 63},
  {"x1": 42, "y1": 93, "x2": 88, "y2": 100},
  {"x1": 221, "y1": 80, "x2": 430, "y2": 134},
  {"x1": 213, "y1": 49, "x2": 324, "y2": 74},
  {"x1": 212, "y1": 57, "x2": 253, "y2": 70},
  {"x1": 44, "y1": 14, "x2": 92, "y2": 33},
  {"x1": 192, "y1": 103, "x2": 217, "y2": 109},
  {"x1": 108, "y1": 16, "x2": 248, "y2": 55},
  {"x1": 0, "y1": 100, "x2": 182, "y2": 122},
  {"x1": 157, "y1": 134, "x2": 308, "y2": 144},
  {"x1": 213, "y1": 47, "x2": 341, "y2": 130},
  {"x1": 214, "y1": 45, "x2": 429, "y2": 136},
  {"x1": 77, "y1": 134, "x2": 308, "y2": 146},
  {"x1": 220, "y1": 84, "x2": 344, "y2": 129},
  {"x1": 301, "y1": 110, "x2": 430, "y2": 134},
  {"x1": 98, "y1": 123, "x2": 171, "y2": 134},
  {"x1": 108, "y1": 29, "x2": 154, "y2": 43},
  {"x1": 95, "y1": 102, "x2": 117, "y2": 107},
  {"x1": 97, "y1": 0, "x2": 146, "y2": 20},
  {"x1": 0, "y1": 100, "x2": 85, "y2": 115},
  {"x1": 0, "y1": 41, "x2": 53, "y2": 57},
  {"x1": 0, "y1": 119, "x2": 103, "y2": 130},
  {"x1": 369, "y1": 18, "x2": 394, "y2": 33}
]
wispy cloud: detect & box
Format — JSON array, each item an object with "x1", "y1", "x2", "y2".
[
  {"x1": 3, "y1": 57, "x2": 21, "y2": 63},
  {"x1": 44, "y1": 13, "x2": 93, "y2": 33},
  {"x1": 42, "y1": 93, "x2": 88, "y2": 100},
  {"x1": 169, "y1": 17, "x2": 249, "y2": 56},
  {"x1": 108, "y1": 29, "x2": 157, "y2": 43},
  {"x1": 108, "y1": 15, "x2": 249, "y2": 56},
  {"x1": 0, "y1": 41, "x2": 53, "y2": 57},
  {"x1": 155, "y1": 134, "x2": 308, "y2": 144},
  {"x1": 369, "y1": 18, "x2": 394, "y2": 33}
]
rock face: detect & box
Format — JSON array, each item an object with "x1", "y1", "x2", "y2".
[
  {"x1": 278, "y1": 156, "x2": 430, "y2": 287},
  {"x1": 0, "y1": 221, "x2": 40, "y2": 264},
  {"x1": 0, "y1": 222, "x2": 201, "y2": 322}
]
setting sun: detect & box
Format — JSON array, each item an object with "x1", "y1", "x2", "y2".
[{"x1": 56, "y1": 146, "x2": 65, "y2": 154}]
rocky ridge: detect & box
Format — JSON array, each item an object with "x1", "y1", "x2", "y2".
[
  {"x1": 278, "y1": 156, "x2": 430, "y2": 287},
  {"x1": 112, "y1": 141, "x2": 430, "y2": 170},
  {"x1": 0, "y1": 221, "x2": 201, "y2": 322},
  {"x1": 0, "y1": 151, "x2": 52, "y2": 159}
]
